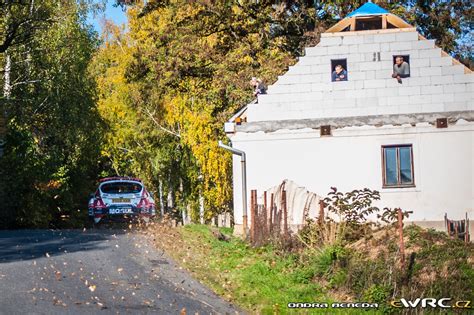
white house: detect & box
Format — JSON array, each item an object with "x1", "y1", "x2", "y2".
[{"x1": 224, "y1": 3, "x2": 473, "y2": 235}]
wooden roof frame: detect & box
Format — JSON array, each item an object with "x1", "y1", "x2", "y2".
[{"x1": 325, "y1": 14, "x2": 412, "y2": 33}]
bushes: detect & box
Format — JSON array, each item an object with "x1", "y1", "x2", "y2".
[{"x1": 288, "y1": 189, "x2": 474, "y2": 312}]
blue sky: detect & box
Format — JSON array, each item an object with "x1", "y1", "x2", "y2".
[{"x1": 87, "y1": 1, "x2": 127, "y2": 33}]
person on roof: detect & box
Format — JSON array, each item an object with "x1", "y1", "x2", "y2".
[
  {"x1": 392, "y1": 56, "x2": 410, "y2": 84},
  {"x1": 250, "y1": 77, "x2": 266, "y2": 97},
  {"x1": 332, "y1": 65, "x2": 348, "y2": 82}
]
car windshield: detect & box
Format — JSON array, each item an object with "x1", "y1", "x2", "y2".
[{"x1": 100, "y1": 182, "x2": 142, "y2": 194}]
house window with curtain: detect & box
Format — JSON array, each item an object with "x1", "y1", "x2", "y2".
[{"x1": 382, "y1": 145, "x2": 414, "y2": 188}]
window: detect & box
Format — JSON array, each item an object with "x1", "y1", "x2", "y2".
[
  {"x1": 392, "y1": 55, "x2": 410, "y2": 77},
  {"x1": 100, "y1": 182, "x2": 143, "y2": 194},
  {"x1": 382, "y1": 145, "x2": 414, "y2": 188},
  {"x1": 355, "y1": 16, "x2": 382, "y2": 31},
  {"x1": 331, "y1": 59, "x2": 348, "y2": 82}
]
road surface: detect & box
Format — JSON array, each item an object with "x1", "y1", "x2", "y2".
[{"x1": 0, "y1": 229, "x2": 241, "y2": 314}]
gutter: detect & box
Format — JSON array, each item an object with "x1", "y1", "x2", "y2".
[{"x1": 218, "y1": 141, "x2": 248, "y2": 236}]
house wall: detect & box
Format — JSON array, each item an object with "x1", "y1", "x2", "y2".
[
  {"x1": 230, "y1": 122, "x2": 474, "y2": 230},
  {"x1": 247, "y1": 29, "x2": 473, "y2": 122}
]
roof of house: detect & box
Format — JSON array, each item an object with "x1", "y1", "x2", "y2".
[
  {"x1": 325, "y1": 2, "x2": 412, "y2": 33},
  {"x1": 347, "y1": 2, "x2": 389, "y2": 18}
]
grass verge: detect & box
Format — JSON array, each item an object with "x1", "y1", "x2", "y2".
[{"x1": 147, "y1": 223, "x2": 473, "y2": 314}]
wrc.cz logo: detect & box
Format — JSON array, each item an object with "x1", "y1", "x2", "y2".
[{"x1": 391, "y1": 298, "x2": 471, "y2": 309}]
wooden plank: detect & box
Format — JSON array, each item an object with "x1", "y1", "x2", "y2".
[
  {"x1": 250, "y1": 190, "x2": 256, "y2": 244},
  {"x1": 325, "y1": 17, "x2": 352, "y2": 33},
  {"x1": 398, "y1": 209, "x2": 405, "y2": 268},
  {"x1": 269, "y1": 193, "x2": 274, "y2": 233},
  {"x1": 349, "y1": 17, "x2": 356, "y2": 31},
  {"x1": 282, "y1": 190, "x2": 288, "y2": 238},
  {"x1": 386, "y1": 14, "x2": 412, "y2": 29},
  {"x1": 263, "y1": 191, "x2": 267, "y2": 237},
  {"x1": 382, "y1": 14, "x2": 387, "y2": 29}
]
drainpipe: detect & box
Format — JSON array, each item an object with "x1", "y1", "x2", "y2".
[{"x1": 218, "y1": 141, "x2": 247, "y2": 236}]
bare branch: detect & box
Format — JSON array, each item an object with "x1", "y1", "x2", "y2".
[{"x1": 141, "y1": 107, "x2": 180, "y2": 138}]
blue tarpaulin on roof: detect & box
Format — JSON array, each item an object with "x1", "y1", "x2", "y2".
[{"x1": 347, "y1": 2, "x2": 389, "y2": 17}]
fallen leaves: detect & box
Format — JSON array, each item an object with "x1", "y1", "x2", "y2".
[
  {"x1": 52, "y1": 296, "x2": 67, "y2": 307},
  {"x1": 54, "y1": 271, "x2": 62, "y2": 281}
]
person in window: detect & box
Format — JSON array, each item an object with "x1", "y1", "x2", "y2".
[
  {"x1": 332, "y1": 65, "x2": 347, "y2": 82},
  {"x1": 250, "y1": 77, "x2": 266, "y2": 97},
  {"x1": 392, "y1": 56, "x2": 410, "y2": 84}
]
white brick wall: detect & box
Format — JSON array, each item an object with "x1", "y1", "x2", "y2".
[
  {"x1": 305, "y1": 47, "x2": 327, "y2": 56},
  {"x1": 373, "y1": 33, "x2": 398, "y2": 43},
  {"x1": 390, "y1": 41, "x2": 412, "y2": 51},
  {"x1": 328, "y1": 45, "x2": 350, "y2": 55},
  {"x1": 245, "y1": 29, "x2": 473, "y2": 123},
  {"x1": 441, "y1": 65, "x2": 465, "y2": 75},
  {"x1": 396, "y1": 32, "x2": 419, "y2": 42},
  {"x1": 399, "y1": 86, "x2": 421, "y2": 96},
  {"x1": 342, "y1": 35, "x2": 364, "y2": 45},
  {"x1": 407, "y1": 77, "x2": 431, "y2": 86},
  {"x1": 421, "y1": 85, "x2": 445, "y2": 95},
  {"x1": 453, "y1": 74, "x2": 473, "y2": 84},
  {"x1": 431, "y1": 75, "x2": 454, "y2": 85},
  {"x1": 410, "y1": 58, "x2": 430, "y2": 68},
  {"x1": 411, "y1": 39, "x2": 435, "y2": 50},
  {"x1": 358, "y1": 43, "x2": 380, "y2": 53},
  {"x1": 444, "y1": 84, "x2": 466, "y2": 93},
  {"x1": 364, "y1": 79, "x2": 386, "y2": 89},
  {"x1": 319, "y1": 36, "x2": 343, "y2": 46},
  {"x1": 430, "y1": 57, "x2": 452, "y2": 67}
]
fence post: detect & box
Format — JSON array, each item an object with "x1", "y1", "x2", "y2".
[
  {"x1": 318, "y1": 199, "x2": 325, "y2": 225},
  {"x1": 250, "y1": 190, "x2": 256, "y2": 244},
  {"x1": 397, "y1": 208, "x2": 405, "y2": 268},
  {"x1": 263, "y1": 191, "x2": 268, "y2": 238},
  {"x1": 466, "y1": 212, "x2": 469, "y2": 243},
  {"x1": 282, "y1": 190, "x2": 288, "y2": 238},
  {"x1": 269, "y1": 193, "x2": 274, "y2": 234}
]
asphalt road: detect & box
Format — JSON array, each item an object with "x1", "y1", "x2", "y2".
[{"x1": 0, "y1": 228, "x2": 241, "y2": 315}]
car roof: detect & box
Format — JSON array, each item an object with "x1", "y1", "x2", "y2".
[{"x1": 99, "y1": 176, "x2": 142, "y2": 183}]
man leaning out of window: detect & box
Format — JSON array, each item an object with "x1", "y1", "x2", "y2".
[
  {"x1": 392, "y1": 56, "x2": 410, "y2": 84},
  {"x1": 332, "y1": 64, "x2": 348, "y2": 82}
]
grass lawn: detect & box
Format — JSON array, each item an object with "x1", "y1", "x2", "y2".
[{"x1": 148, "y1": 223, "x2": 385, "y2": 314}]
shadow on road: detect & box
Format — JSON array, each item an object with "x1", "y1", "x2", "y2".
[{"x1": 0, "y1": 229, "x2": 126, "y2": 264}]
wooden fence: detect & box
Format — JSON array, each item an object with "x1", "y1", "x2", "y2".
[
  {"x1": 445, "y1": 213, "x2": 470, "y2": 243},
  {"x1": 250, "y1": 189, "x2": 289, "y2": 246}
]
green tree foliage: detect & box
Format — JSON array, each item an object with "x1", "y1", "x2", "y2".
[{"x1": 0, "y1": 1, "x2": 103, "y2": 228}]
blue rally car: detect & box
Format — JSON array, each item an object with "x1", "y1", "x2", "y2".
[{"x1": 88, "y1": 177, "x2": 156, "y2": 224}]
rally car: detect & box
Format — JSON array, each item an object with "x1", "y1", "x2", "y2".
[{"x1": 88, "y1": 177, "x2": 156, "y2": 224}]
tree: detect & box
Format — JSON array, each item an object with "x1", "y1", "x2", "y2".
[{"x1": 0, "y1": 1, "x2": 104, "y2": 228}]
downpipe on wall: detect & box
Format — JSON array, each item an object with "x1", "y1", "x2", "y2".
[{"x1": 218, "y1": 141, "x2": 248, "y2": 237}]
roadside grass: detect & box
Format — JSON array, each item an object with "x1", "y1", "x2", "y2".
[{"x1": 148, "y1": 223, "x2": 383, "y2": 314}]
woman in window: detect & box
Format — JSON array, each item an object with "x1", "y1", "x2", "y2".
[{"x1": 332, "y1": 64, "x2": 348, "y2": 82}]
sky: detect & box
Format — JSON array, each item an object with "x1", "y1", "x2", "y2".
[{"x1": 87, "y1": 1, "x2": 128, "y2": 33}]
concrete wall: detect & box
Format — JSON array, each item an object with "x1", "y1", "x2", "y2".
[
  {"x1": 230, "y1": 122, "x2": 474, "y2": 227},
  {"x1": 246, "y1": 29, "x2": 473, "y2": 122}
]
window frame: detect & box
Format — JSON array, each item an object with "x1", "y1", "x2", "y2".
[
  {"x1": 392, "y1": 55, "x2": 411, "y2": 78},
  {"x1": 381, "y1": 144, "x2": 415, "y2": 188},
  {"x1": 330, "y1": 58, "x2": 348, "y2": 82}
]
